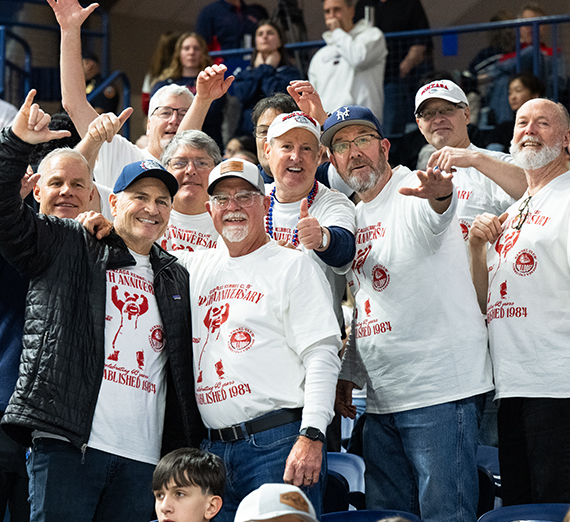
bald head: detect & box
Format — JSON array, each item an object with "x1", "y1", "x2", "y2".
[{"x1": 511, "y1": 98, "x2": 570, "y2": 171}]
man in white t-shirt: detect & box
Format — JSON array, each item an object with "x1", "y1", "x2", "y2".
[
  {"x1": 308, "y1": 0, "x2": 387, "y2": 120},
  {"x1": 0, "y1": 92, "x2": 203, "y2": 522},
  {"x1": 469, "y1": 99, "x2": 570, "y2": 506},
  {"x1": 324, "y1": 105, "x2": 493, "y2": 522},
  {"x1": 174, "y1": 158, "x2": 342, "y2": 522},
  {"x1": 415, "y1": 79, "x2": 527, "y2": 242},
  {"x1": 159, "y1": 130, "x2": 221, "y2": 252}
]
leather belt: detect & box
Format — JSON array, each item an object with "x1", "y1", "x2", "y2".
[{"x1": 207, "y1": 408, "x2": 303, "y2": 442}]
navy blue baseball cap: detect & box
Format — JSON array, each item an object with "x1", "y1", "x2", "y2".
[
  {"x1": 321, "y1": 106, "x2": 384, "y2": 148},
  {"x1": 113, "y1": 159, "x2": 178, "y2": 199}
]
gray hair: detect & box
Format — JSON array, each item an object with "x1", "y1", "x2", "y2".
[
  {"x1": 149, "y1": 84, "x2": 194, "y2": 116},
  {"x1": 37, "y1": 148, "x2": 93, "y2": 187},
  {"x1": 161, "y1": 130, "x2": 222, "y2": 166}
]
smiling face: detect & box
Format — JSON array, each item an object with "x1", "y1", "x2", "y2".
[
  {"x1": 33, "y1": 154, "x2": 94, "y2": 218},
  {"x1": 147, "y1": 94, "x2": 191, "y2": 153},
  {"x1": 206, "y1": 177, "x2": 269, "y2": 255},
  {"x1": 330, "y1": 124, "x2": 391, "y2": 202},
  {"x1": 110, "y1": 177, "x2": 172, "y2": 255},
  {"x1": 265, "y1": 128, "x2": 321, "y2": 202},
  {"x1": 255, "y1": 24, "x2": 281, "y2": 55},
  {"x1": 167, "y1": 144, "x2": 215, "y2": 214},
  {"x1": 179, "y1": 36, "x2": 203, "y2": 73},
  {"x1": 255, "y1": 108, "x2": 281, "y2": 175},
  {"x1": 416, "y1": 98, "x2": 471, "y2": 150},
  {"x1": 510, "y1": 99, "x2": 570, "y2": 170}
]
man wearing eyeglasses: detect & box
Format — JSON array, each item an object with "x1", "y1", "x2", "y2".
[
  {"x1": 469, "y1": 98, "x2": 570, "y2": 506},
  {"x1": 415, "y1": 80, "x2": 526, "y2": 243},
  {"x1": 326, "y1": 105, "x2": 493, "y2": 522},
  {"x1": 49, "y1": 0, "x2": 194, "y2": 186},
  {"x1": 174, "y1": 158, "x2": 342, "y2": 522}
]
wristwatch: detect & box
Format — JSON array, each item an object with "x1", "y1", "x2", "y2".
[
  {"x1": 300, "y1": 427, "x2": 326, "y2": 443},
  {"x1": 318, "y1": 227, "x2": 329, "y2": 250}
]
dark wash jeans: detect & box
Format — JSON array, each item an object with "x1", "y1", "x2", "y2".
[{"x1": 27, "y1": 438, "x2": 155, "y2": 522}]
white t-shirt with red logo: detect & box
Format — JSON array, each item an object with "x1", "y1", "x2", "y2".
[
  {"x1": 454, "y1": 144, "x2": 515, "y2": 242},
  {"x1": 486, "y1": 171, "x2": 570, "y2": 399},
  {"x1": 265, "y1": 181, "x2": 356, "y2": 329},
  {"x1": 88, "y1": 251, "x2": 167, "y2": 464},
  {"x1": 160, "y1": 209, "x2": 219, "y2": 252},
  {"x1": 340, "y1": 165, "x2": 493, "y2": 414},
  {"x1": 175, "y1": 241, "x2": 341, "y2": 433}
]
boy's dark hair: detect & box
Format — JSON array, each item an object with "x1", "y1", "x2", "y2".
[
  {"x1": 152, "y1": 448, "x2": 226, "y2": 498},
  {"x1": 251, "y1": 92, "x2": 299, "y2": 128}
]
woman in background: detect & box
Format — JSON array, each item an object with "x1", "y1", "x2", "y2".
[
  {"x1": 152, "y1": 32, "x2": 226, "y2": 148},
  {"x1": 233, "y1": 20, "x2": 300, "y2": 137}
]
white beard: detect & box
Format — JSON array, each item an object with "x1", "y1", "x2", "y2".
[
  {"x1": 510, "y1": 136, "x2": 562, "y2": 170},
  {"x1": 221, "y1": 212, "x2": 249, "y2": 242}
]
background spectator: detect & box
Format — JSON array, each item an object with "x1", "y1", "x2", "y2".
[
  {"x1": 233, "y1": 20, "x2": 301, "y2": 137},
  {"x1": 152, "y1": 32, "x2": 225, "y2": 149},
  {"x1": 82, "y1": 50, "x2": 119, "y2": 115},
  {"x1": 141, "y1": 31, "x2": 179, "y2": 115}
]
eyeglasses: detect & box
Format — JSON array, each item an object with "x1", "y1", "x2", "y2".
[
  {"x1": 416, "y1": 104, "x2": 464, "y2": 121},
  {"x1": 151, "y1": 106, "x2": 188, "y2": 120},
  {"x1": 512, "y1": 195, "x2": 532, "y2": 230},
  {"x1": 253, "y1": 125, "x2": 269, "y2": 139},
  {"x1": 167, "y1": 157, "x2": 214, "y2": 172},
  {"x1": 330, "y1": 134, "x2": 381, "y2": 156},
  {"x1": 209, "y1": 191, "x2": 261, "y2": 209}
]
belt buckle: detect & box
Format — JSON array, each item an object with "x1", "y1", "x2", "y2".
[{"x1": 232, "y1": 425, "x2": 240, "y2": 441}]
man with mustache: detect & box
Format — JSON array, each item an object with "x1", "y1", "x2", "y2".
[
  {"x1": 174, "y1": 158, "x2": 342, "y2": 522},
  {"x1": 327, "y1": 105, "x2": 493, "y2": 522},
  {"x1": 469, "y1": 98, "x2": 570, "y2": 506}
]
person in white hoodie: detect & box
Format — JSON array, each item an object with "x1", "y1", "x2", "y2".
[{"x1": 308, "y1": 0, "x2": 387, "y2": 122}]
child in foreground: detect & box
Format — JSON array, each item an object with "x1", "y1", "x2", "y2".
[{"x1": 152, "y1": 448, "x2": 225, "y2": 522}]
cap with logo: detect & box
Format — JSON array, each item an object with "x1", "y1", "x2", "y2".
[
  {"x1": 266, "y1": 111, "x2": 321, "y2": 144},
  {"x1": 414, "y1": 79, "x2": 469, "y2": 116},
  {"x1": 208, "y1": 159, "x2": 265, "y2": 195},
  {"x1": 113, "y1": 159, "x2": 178, "y2": 199},
  {"x1": 234, "y1": 484, "x2": 318, "y2": 522},
  {"x1": 321, "y1": 105, "x2": 384, "y2": 148}
]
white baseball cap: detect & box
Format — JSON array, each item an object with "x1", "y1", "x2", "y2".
[
  {"x1": 266, "y1": 111, "x2": 321, "y2": 144},
  {"x1": 207, "y1": 158, "x2": 265, "y2": 195},
  {"x1": 415, "y1": 79, "x2": 469, "y2": 115},
  {"x1": 234, "y1": 484, "x2": 318, "y2": 522}
]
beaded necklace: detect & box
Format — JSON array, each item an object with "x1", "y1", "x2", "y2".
[{"x1": 266, "y1": 180, "x2": 319, "y2": 247}]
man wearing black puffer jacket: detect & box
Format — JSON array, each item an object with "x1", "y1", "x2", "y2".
[{"x1": 0, "y1": 90, "x2": 203, "y2": 522}]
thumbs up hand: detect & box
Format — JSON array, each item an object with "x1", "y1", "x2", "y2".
[{"x1": 297, "y1": 198, "x2": 327, "y2": 251}]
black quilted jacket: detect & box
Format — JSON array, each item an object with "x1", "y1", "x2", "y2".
[{"x1": 0, "y1": 128, "x2": 204, "y2": 451}]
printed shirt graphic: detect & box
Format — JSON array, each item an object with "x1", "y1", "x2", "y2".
[
  {"x1": 88, "y1": 251, "x2": 167, "y2": 465},
  {"x1": 160, "y1": 209, "x2": 219, "y2": 252},
  {"x1": 176, "y1": 242, "x2": 339, "y2": 429},
  {"x1": 265, "y1": 181, "x2": 356, "y2": 329},
  {"x1": 486, "y1": 171, "x2": 570, "y2": 399},
  {"x1": 341, "y1": 166, "x2": 492, "y2": 414}
]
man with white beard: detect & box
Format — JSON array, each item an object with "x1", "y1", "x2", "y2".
[{"x1": 469, "y1": 98, "x2": 570, "y2": 506}]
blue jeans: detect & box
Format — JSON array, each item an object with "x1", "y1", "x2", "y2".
[
  {"x1": 201, "y1": 418, "x2": 326, "y2": 522},
  {"x1": 363, "y1": 394, "x2": 485, "y2": 522},
  {"x1": 27, "y1": 438, "x2": 155, "y2": 522}
]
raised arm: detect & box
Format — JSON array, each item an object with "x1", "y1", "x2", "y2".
[
  {"x1": 287, "y1": 81, "x2": 328, "y2": 126},
  {"x1": 47, "y1": 0, "x2": 100, "y2": 137},
  {"x1": 427, "y1": 146, "x2": 527, "y2": 199},
  {"x1": 177, "y1": 64, "x2": 234, "y2": 133},
  {"x1": 75, "y1": 108, "x2": 133, "y2": 169},
  {"x1": 468, "y1": 212, "x2": 508, "y2": 314}
]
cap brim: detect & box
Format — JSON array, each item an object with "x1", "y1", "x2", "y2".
[
  {"x1": 415, "y1": 94, "x2": 467, "y2": 115},
  {"x1": 133, "y1": 169, "x2": 179, "y2": 198},
  {"x1": 321, "y1": 119, "x2": 380, "y2": 148}
]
